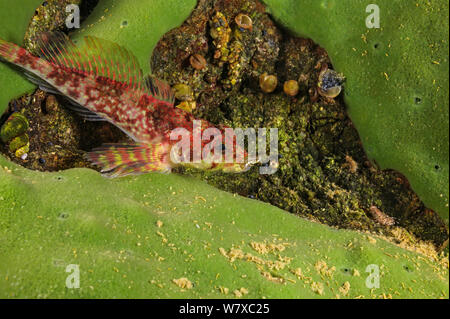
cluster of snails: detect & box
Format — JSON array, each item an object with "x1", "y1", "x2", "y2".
[{"x1": 259, "y1": 74, "x2": 300, "y2": 97}]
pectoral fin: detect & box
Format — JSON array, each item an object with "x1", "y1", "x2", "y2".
[{"x1": 85, "y1": 142, "x2": 172, "y2": 178}]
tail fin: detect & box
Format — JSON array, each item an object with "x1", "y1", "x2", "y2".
[
  {"x1": 85, "y1": 142, "x2": 172, "y2": 178},
  {"x1": 0, "y1": 38, "x2": 20, "y2": 63}
]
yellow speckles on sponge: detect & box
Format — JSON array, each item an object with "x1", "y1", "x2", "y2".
[
  {"x1": 249, "y1": 241, "x2": 287, "y2": 254},
  {"x1": 339, "y1": 281, "x2": 351, "y2": 296},
  {"x1": 315, "y1": 260, "x2": 336, "y2": 279},
  {"x1": 233, "y1": 287, "x2": 249, "y2": 298},
  {"x1": 311, "y1": 281, "x2": 324, "y2": 295}
]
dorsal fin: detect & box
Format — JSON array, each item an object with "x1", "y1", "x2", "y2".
[
  {"x1": 35, "y1": 32, "x2": 175, "y2": 105},
  {"x1": 35, "y1": 32, "x2": 144, "y2": 91},
  {"x1": 144, "y1": 75, "x2": 175, "y2": 105}
]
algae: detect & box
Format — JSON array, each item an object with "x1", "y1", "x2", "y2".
[{"x1": 151, "y1": 0, "x2": 448, "y2": 248}]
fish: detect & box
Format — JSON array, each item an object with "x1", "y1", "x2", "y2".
[{"x1": 0, "y1": 32, "x2": 254, "y2": 177}]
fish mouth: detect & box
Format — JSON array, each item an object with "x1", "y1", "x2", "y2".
[{"x1": 242, "y1": 159, "x2": 259, "y2": 172}]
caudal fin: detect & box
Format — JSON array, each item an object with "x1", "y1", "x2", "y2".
[{"x1": 85, "y1": 142, "x2": 172, "y2": 178}]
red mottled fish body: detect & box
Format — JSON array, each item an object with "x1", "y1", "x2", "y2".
[{"x1": 0, "y1": 33, "x2": 250, "y2": 177}]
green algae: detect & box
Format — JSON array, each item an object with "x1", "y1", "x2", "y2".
[
  {"x1": 262, "y1": 0, "x2": 449, "y2": 221},
  {"x1": 0, "y1": 156, "x2": 448, "y2": 298}
]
